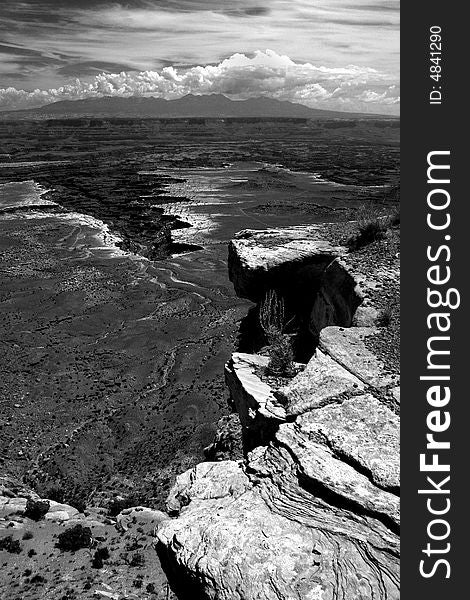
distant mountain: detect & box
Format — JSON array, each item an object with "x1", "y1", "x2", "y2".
[{"x1": 1, "y1": 94, "x2": 394, "y2": 120}]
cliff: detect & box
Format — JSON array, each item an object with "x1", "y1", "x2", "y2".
[{"x1": 156, "y1": 224, "x2": 400, "y2": 599}]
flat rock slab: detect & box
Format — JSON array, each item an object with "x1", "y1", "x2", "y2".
[
  {"x1": 229, "y1": 226, "x2": 347, "y2": 300},
  {"x1": 277, "y1": 422, "x2": 400, "y2": 528},
  {"x1": 296, "y1": 394, "x2": 400, "y2": 491},
  {"x1": 320, "y1": 326, "x2": 398, "y2": 389},
  {"x1": 279, "y1": 349, "x2": 365, "y2": 416}
]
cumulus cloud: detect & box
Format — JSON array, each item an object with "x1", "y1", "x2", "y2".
[{"x1": 0, "y1": 50, "x2": 399, "y2": 114}]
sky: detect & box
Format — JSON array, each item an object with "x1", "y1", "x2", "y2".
[{"x1": 0, "y1": 0, "x2": 400, "y2": 114}]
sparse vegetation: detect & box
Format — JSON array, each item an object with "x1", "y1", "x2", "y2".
[
  {"x1": 376, "y1": 306, "x2": 393, "y2": 327},
  {"x1": 129, "y1": 552, "x2": 145, "y2": 567},
  {"x1": 259, "y1": 290, "x2": 295, "y2": 377},
  {"x1": 24, "y1": 499, "x2": 50, "y2": 521},
  {"x1": 347, "y1": 203, "x2": 400, "y2": 251},
  {"x1": 45, "y1": 482, "x2": 87, "y2": 513},
  {"x1": 0, "y1": 535, "x2": 22, "y2": 554},
  {"x1": 265, "y1": 335, "x2": 295, "y2": 377},
  {"x1": 56, "y1": 524, "x2": 92, "y2": 552},
  {"x1": 91, "y1": 546, "x2": 110, "y2": 569},
  {"x1": 107, "y1": 495, "x2": 141, "y2": 517}
]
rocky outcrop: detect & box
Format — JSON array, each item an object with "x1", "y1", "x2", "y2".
[
  {"x1": 0, "y1": 477, "x2": 172, "y2": 599},
  {"x1": 229, "y1": 228, "x2": 364, "y2": 358},
  {"x1": 157, "y1": 224, "x2": 400, "y2": 599}
]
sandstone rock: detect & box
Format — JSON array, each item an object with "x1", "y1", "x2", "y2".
[
  {"x1": 229, "y1": 226, "x2": 348, "y2": 301},
  {"x1": 116, "y1": 506, "x2": 168, "y2": 532},
  {"x1": 204, "y1": 413, "x2": 243, "y2": 461},
  {"x1": 166, "y1": 461, "x2": 250, "y2": 516},
  {"x1": 0, "y1": 497, "x2": 27, "y2": 518},
  {"x1": 274, "y1": 401, "x2": 399, "y2": 527},
  {"x1": 319, "y1": 326, "x2": 397, "y2": 388},
  {"x1": 225, "y1": 353, "x2": 287, "y2": 420},
  {"x1": 44, "y1": 501, "x2": 80, "y2": 522},
  {"x1": 225, "y1": 353, "x2": 286, "y2": 447},
  {"x1": 278, "y1": 349, "x2": 365, "y2": 416},
  {"x1": 295, "y1": 394, "x2": 399, "y2": 491},
  {"x1": 157, "y1": 460, "x2": 399, "y2": 600},
  {"x1": 352, "y1": 305, "x2": 380, "y2": 326}
]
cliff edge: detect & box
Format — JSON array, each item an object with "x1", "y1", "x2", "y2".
[{"x1": 156, "y1": 223, "x2": 400, "y2": 600}]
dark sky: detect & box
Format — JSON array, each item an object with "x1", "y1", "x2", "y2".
[{"x1": 0, "y1": 1, "x2": 399, "y2": 113}]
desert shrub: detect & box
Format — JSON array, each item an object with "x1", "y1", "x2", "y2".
[
  {"x1": 22, "y1": 531, "x2": 34, "y2": 540},
  {"x1": 107, "y1": 495, "x2": 141, "y2": 517},
  {"x1": 376, "y1": 306, "x2": 393, "y2": 327},
  {"x1": 129, "y1": 552, "x2": 145, "y2": 567},
  {"x1": 91, "y1": 546, "x2": 110, "y2": 569},
  {"x1": 259, "y1": 289, "x2": 287, "y2": 342},
  {"x1": 348, "y1": 218, "x2": 387, "y2": 250},
  {"x1": 389, "y1": 207, "x2": 400, "y2": 227},
  {"x1": 45, "y1": 484, "x2": 65, "y2": 503},
  {"x1": 259, "y1": 290, "x2": 295, "y2": 377},
  {"x1": 0, "y1": 535, "x2": 22, "y2": 554},
  {"x1": 56, "y1": 524, "x2": 92, "y2": 552},
  {"x1": 24, "y1": 499, "x2": 50, "y2": 521},
  {"x1": 46, "y1": 483, "x2": 87, "y2": 513},
  {"x1": 347, "y1": 202, "x2": 400, "y2": 251},
  {"x1": 265, "y1": 334, "x2": 295, "y2": 377}
]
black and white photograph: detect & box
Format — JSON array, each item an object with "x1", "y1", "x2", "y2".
[{"x1": 0, "y1": 2, "x2": 403, "y2": 599}]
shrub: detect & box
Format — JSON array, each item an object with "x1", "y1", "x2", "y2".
[
  {"x1": 347, "y1": 202, "x2": 399, "y2": 251},
  {"x1": 259, "y1": 289, "x2": 287, "y2": 343},
  {"x1": 107, "y1": 495, "x2": 141, "y2": 517},
  {"x1": 24, "y1": 499, "x2": 50, "y2": 521},
  {"x1": 389, "y1": 207, "x2": 400, "y2": 226},
  {"x1": 46, "y1": 484, "x2": 87, "y2": 513},
  {"x1": 56, "y1": 524, "x2": 92, "y2": 552},
  {"x1": 259, "y1": 290, "x2": 295, "y2": 377},
  {"x1": 265, "y1": 334, "x2": 295, "y2": 377},
  {"x1": 129, "y1": 552, "x2": 145, "y2": 567},
  {"x1": 91, "y1": 547, "x2": 110, "y2": 569},
  {"x1": 22, "y1": 531, "x2": 34, "y2": 541},
  {"x1": 377, "y1": 306, "x2": 393, "y2": 327},
  {"x1": 348, "y1": 218, "x2": 387, "y2": 250},
  {"x1": 45, "y1": 484, "x2": 65, "y2": 504},
  {"x1": 0, "y1": 535, "x2": 22, "y2": 554}
]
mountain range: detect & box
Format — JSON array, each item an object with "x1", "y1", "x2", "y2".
[{"x1": 1, "y1": 94, "x2": 395, "y2": 120}]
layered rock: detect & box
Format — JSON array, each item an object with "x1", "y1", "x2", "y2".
[{"x1": 157, "y1": 224, "x2": 400, "y2": 599}]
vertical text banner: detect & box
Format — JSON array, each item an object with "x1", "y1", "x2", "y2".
[{"x1": 402, "y1": 2, "x2": 466, "y2": 598}]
